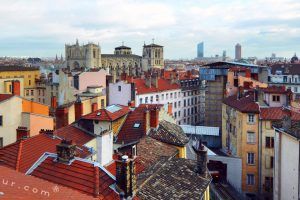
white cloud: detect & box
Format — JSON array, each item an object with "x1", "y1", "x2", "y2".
[{"x1": 0, "y1": 0, "x2": 300, "y2": 58}]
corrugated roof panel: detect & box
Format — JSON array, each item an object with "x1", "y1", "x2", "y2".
[{"x1": 180, "y1": 125, "x2": 219, "y2": 136}]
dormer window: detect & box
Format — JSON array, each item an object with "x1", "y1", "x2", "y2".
[{"x1": 272, "y1": 95, "x2": 280, "y2": 102}]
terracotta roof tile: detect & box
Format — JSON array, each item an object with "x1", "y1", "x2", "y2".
[
  {"x1": 30, "y1": 156, "x2": 119, "y2": 199},
  {"x1": 260, "y1": 107, "x2": 300, "y2": 120},
  {"x1": 0, "y1": 128, "x2": 92, "y2": 173},
  {"x1": 0, "y1": 166, "x2": 98, "y2": 200},
  {"x1": 262, "y1": 85, "x2": 290, "y2": 94},
  {"x1": 223, "y1": 94, "x2": 260, "y2": 113},
  {"x1": 132, "y1": 78, "x2": 179, "y2": 95},
  {"x1": 82, "y1": 105, "x2": 130, "y2": 121}
]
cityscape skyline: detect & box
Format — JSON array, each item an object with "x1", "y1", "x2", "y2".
[{"x1": 1, "y1": 0, "x2": 300, "y2": 59}]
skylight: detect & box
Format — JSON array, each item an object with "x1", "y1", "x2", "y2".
[
  {"x1": 133, "y1": 123, "x2": 141, "y2": 128},
  {"x1": 106, "y1": 105, "x2": 122, "y2": 113}
]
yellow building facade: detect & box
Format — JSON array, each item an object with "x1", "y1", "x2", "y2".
[{"x1": 222, "y1": 100, "x2": 259, "y2": 196}]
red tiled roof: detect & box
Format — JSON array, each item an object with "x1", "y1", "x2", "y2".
[
  {"x1": 31, "y1": 156, "x2": 119, "y2": 199},
  {"x1": 0, "y1": 132, "x2": 91, "y2": 173},
  {"x1": 54, "y1": 125, "x2": 94, "y2": 146},
  {"x1": 262, "y1": 85, "x2": 289, "y2": 94},
  {"x1": 0, "y1": 94, "x2": 14, "y2": 103},
  {"x1": 133, "y1": 78, "x2": 179, "y2": 95},
  {"x1": 116, "y1": 107, "x2": 145, "y2": 144},
  {"x1": 260, "y1": 107, "x2": 300, "y2": 120},
  {"x1": 82, "y1": 105, "x2": 130, "y2": 121},
  {"x1": 223, "y1": 94, "x2": 260, "y2": 113},
  {"x1": 0, "y1": 166, "x2": 97, "y2": 200}
]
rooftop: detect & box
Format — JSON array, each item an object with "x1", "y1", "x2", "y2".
[
  {"x1": 203, "y1": 61, "x2": 260, "y2": 68},
  {"x1": 0, "y1": 166, "x2": 97, "y2": 200},
  {"x1": 0, "y1": 126, "x2": 92, "y2": 173},
  {"x1": 260, "y1": 107, "x2": 300, "y2": 121},
  {"x1": 0, "y1": 66, "x2": 39, "y2": 72},
  {"x1": 132, "y1": 78, "x2": 180, "y2": 95},
  {"x1": 180, "y1": 125, "x2": 220, "y2": 136},
  {"x1": 149, "y1": 120, "x2": 189, "y2": 147},
  {"x1": 0, "y1": 94, "x2": 14, "y2": 103},
  {"x1": 29, "y1": 153, "x2": 119, "y2": 199},
  {"x1": 270, "y1": 63, "x2": 300, "y2": 75},
  {"x1": 143, "y1": 43, "x2": 163, "y2": 48},
  {"x1": 82, "y1": 104, "x2": 130, "y2": 121},
  {"x1": 223, "y1": 94, "x2": 260, "y2": 113},
  {"x1": 137, "y1": 157, "x2": 211, "y2": 200}
]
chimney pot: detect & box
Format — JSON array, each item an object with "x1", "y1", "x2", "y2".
[{"x1": 56, "y1": 139, "x2": 76, "y2": 163}]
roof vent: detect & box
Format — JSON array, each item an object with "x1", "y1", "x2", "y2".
[{"x1": 96, "y1": 112, "x2": 101, "y2": 116}]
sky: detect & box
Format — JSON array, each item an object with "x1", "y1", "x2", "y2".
[{"x1": 1, "y1": 0, "x2": 300, "y2": 59}]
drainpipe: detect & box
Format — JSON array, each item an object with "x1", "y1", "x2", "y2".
[{"x1": 258, "y1": 117, "x2": 262, "y2": 196}]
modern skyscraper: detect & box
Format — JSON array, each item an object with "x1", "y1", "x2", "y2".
[
  {"x1": 197, "y1": 42, "x2": 204, "y2": 58},
  {"x1": 235, "y1": 43, "x2": 242, "y2": 60}
]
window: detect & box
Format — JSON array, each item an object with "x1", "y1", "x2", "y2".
[
  {"x1": 184, "y1": 100, "x2": 186, "y2": 107},
  {"x1": 170, "y1": 93, "x2": 173, "y2": 99},
  {"x1": 0, "y1": 115, "x2": 2, "y2": 126},
  {"x1": 174, "y1": 112, "x2": 177, "y2": 118},
  {"x1": 265, "y1": 137, "x2": 274, "y2": 148},
  {"x1": 150, "y1": 96, "x2": 153, "y2": 102},
  {"x1": 247, "y1": 153, "x2": 255, "y2": 164},
  {"x1": 156, "y1": 95, "x2": 159, "y2": 101},
  {"x1": 270, "y1": 156, "x2": 274, "y2": 168},
  {"x1": 118, "y1": 86, "x2": 121, "y2": 91},
  {"x1": 265, "y1": 155, "x2": 274, "y2": 169},
  {"x1": 0, "y1": 137, "x2": 3, "y2": 148},
  {"x1": 26, "y1": 90, "x2": 29, "y2": 96},
  {"x1": 139, "y1": 98, "x2": 143, "y2": 104},
  {"x1": 166, "y1": 93, "x2": 168, "y2": 99},
  {"x1": 184, "y1": 109, "x2": 186, "y2": 117},
  {"x1": 265, "y1": 177, "x2": 273, "y2": 192},
  {"x1": 248, "y1": 114, "x2": 255, "y2": 123},
  {"x1": 247, "y1": 132, "x2": 255, "y2": 144},
  {"x1": 247, "y1": 174, "x2": 255, "y2": 185},
  {"x1": 272, "y1": 95, "x2": 280, "y2": 102},
  {"x1": 178, "y1": 101, "x2": 181, "y2": 107},
  {"x1": 145, "y1": 97, "x2": 148, "y2": 103},
  {"x1": 178, "y1": 111, "x2": 181, "y2": 117},
  {"x1": 29, "y1": 80, "x2": 31, "y2": 85},
  {"x1": 174, "y1": 102, "x2": 177, "y2": 108},
  {"x1": 31, "y1": 90, "x2": 34, "y2": 96},
  {"x1": 161, "y1": 94, "x2": 164, "y2": 100}
]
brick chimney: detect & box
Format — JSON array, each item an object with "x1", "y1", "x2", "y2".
[
  {"x1": 143, "y1": 108, "x2": 150, "y2": 134},
  {"x1": 150, "y1": 107, "x2": 159, "y2": 129},
  {"x1": 116, "y1": 155, "x2": 137, "y2": 198},
  {"x1": 12, "y1": 80, "x2": 21, "y2": 96},
  {"x1": 92, "y1": 103, "x2": 98, "y2": 112},
  {"x1": 56, "y1": 139, "x2": 76, "y2": 163},
  {"x1": 145, "y1": 75, "x2": 152, "y2": 88},
  {"x1": 94, "y1": 166, "x2": 100, "y2": 197},
  {"x1": 55, "y1": 107, "x2": 69, "y2": 129},
  {"x1": 151, "y1": 73, "x2": 158, "y2": 88},
  {"x1": 75, "y1": 96, "x2": 83, "y2": 121},
  {"x1": 167, "y1": 103, "x2": 173, "y2": 115},
  {"x1": 51, "y1": 96, "x2": 57, "y2": 109},
  {"x1": 16, "y1": 126, "x2": 30, "y2": 140},
  {"x1": 192, "y1": 140, "x2": 207, "y2": 175}
]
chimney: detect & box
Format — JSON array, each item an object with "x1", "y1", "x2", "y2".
[
  {"x1": 150, "y1": 107, "x2": 159, "y2": 128},
  {"x1": 128, "y1": 101, "x2": 135, "y2": 108},
  {"x1": 16, "y1": 126, "x2": 30, "y2": 140},
  {"x1": 75, "y1": 96, "x2": 83, "y2": 121},
  {"x1": 51, "y1": 96, "x2": 57, "y2": 109},
  {"x1": 143, "y1": 108, "x2": 150, "y2": 134},
  {"x1": 56, "y1": 139, "x2": 76, "y2": 163},
  {"x1": 12, "y1": 80, "x2": 21, "y2": 96},
  {"x1": 167, "y1": 103, "x2": 173, "y2": 115},
  {"x1": 192, "y1": 140, "x2": 207, "y2": 175},
  {"x1": 151, "y1": 73, "x2": 158, "y2": 88},
  {"x1": 116, "y1": 155, "x2": 137, "y2": 198},
  {"x1": 245, "y1": 69, "x2": 251, "y2": 78},
  {"x1": 145, "y1": 75, "x2": 152, "y2": 88},
  {"x1": 55, "y1": 107, "x2": 69, "y2": 129},
  {"x1": 92, "y1": 103, "x2": 98, "y2": 112}
]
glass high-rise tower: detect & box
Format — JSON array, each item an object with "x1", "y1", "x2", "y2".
[{"x1": 197, "y1": 42, "x2": 204, "y2": 58}]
